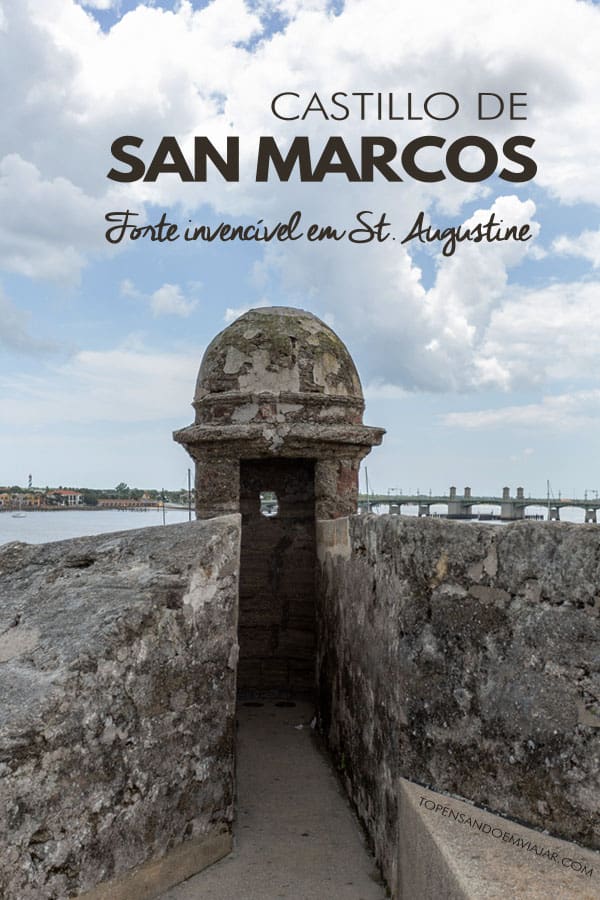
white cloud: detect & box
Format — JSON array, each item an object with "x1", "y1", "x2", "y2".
[
  {"x1": 254, "y1": 194, "x2": 542, "y2": 392},
  {"x1": 477, "y1": 280, "x2": 600, "y2": 386},
  {"x1": 364, "y1": 381, "x2": 409, "y2": 400},
  {"x1": 224, "y1": 297, "x2": 270, "y2": 322},
  {"x1": 0, "y1": 341, "x2": 201, "y2": 426},
  {"x1": 149, "y1": 283, "x2": 197, "y2": 318},
  {"x1": 0, "y1": 0, "x2": 599, "y2": 396},
  {"x1": 79, "y1": 0, "x2": 117, "y2": 9},
  {"x1": 417, "y1": 195, "x2": 540, "y2": 389},
  {"x1": 553, "y1": 229, "x2": 600, "y2": 269},
  {"x1": 3, "y1": 0, "x2": 600, "y2": 216},
  {"x1": 120, "y1": 279, "x2": 198, "y2": 317},
  {"x1": 443, "y1": 390, "x2": 600, "y2": 431},
  {"x1": 0, "y1": 154, "x2": 110, "y2": 282},
  {"x1": 119, "y1": 278, "x2": 137, "y2": 298},
  {"x1": 256, "y1": 0, "x2": 335, "y2": 16}
]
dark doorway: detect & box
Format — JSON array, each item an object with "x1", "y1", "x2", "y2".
[{"x1": 238, "y1": 458, "x2": 316, "y2": 699}]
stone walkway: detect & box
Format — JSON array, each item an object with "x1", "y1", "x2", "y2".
[{"x1": 162, "y1": 701, "x2": 386, "y2": 900}]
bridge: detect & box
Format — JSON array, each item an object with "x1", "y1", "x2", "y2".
[{"x1": 358, "y1": 486, "x2": 600, "y2": 522}]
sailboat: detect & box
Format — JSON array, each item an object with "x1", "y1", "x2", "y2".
[{"x1": 11, "y1": 497, "x2": 26, "y2": 518}]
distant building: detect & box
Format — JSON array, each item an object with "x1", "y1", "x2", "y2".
[
  {"x1": 52, "y1": 490, "x2": 83, "y2": 507},
  {"x1": 22, "y1": 493, "x2": 43, "y2": 508},
  {"x1": 0, "y1": 492, "x2": 44, "y2": 509},
  {"x1": 97, "y1": 498, "x2": 157, "y2": 509}
]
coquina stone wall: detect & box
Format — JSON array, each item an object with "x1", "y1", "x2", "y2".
[
  {"x1": 0, "y1": 516, "x2": 240, "y2": 900},
  {"x1": 316, "y1": 515, "x2": 600, "y2": 893},
  {"x1": 238, "y1": 458, "x2": 316, "y2": 697}
]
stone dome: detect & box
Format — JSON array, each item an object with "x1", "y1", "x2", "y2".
[{"x1": 193, "y1": 307, "x2": 364, "y2": 427}]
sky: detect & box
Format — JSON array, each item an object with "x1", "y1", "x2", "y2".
[{"x1": 0, "y1": 0, "x2": 599, "y2": 498}]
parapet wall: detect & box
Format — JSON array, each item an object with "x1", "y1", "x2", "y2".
[
  {"x1": 0, "y1": 517, "x2": 240, "y2": 900},
  {"x1": 316, "y1": 515, "x2": 600, "y2": 893}
]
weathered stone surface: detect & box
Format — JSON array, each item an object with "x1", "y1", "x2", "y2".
[
  {"x1": 191, "y1": 306, "x2": 365, "y2": 427},
  {"x1": 173, "y1": 307, "x2": 384, "y2": 520},
  {"x1": 238, "y1": 459, "x2": 316, "y2": 698},
  {"x1": 0, "y1": 517, "x2": 240, "y2": 900},
  {"x1": 317, "y1": 516, "x2": 600, "y2": 891}
]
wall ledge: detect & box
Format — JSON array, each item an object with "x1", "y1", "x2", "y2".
[
  {"x1": 78, "y1": 828, "x2": 232, "y2": 900},
  {"x1": 398, "y1": 779, "x2": 600, "y2": 900}
]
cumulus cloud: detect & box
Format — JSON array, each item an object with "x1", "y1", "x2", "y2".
[
  {"x1": 477, "y1": 280, "x2": 600, "y2": 386},
  {"x1": 149, "y1": 284, "x2": 197, "y2": 317},
  {"x1": 0, "y1": 155, "x2": 112, "y2": 282},
  {"x1": 1, "y1": 0, "x2": 599, "y2": 397},
  {"x1": 3, "y1": 0, "x2": 600, "y2": 215},
  {"x1": 553, "y1": 229, "x2": 600, "y2": 269},
  {"x1": 120, "y1": 279, "x2": 199, "y2": 317},
  {"x1": 224, "y1": 297, "x2": 270, "y2": 322},
  {"x1": 79, "y1": 0, "x2": 118, "y2": 8},
  {"x1": 419, "y1": 195, "x2": 540, "y2": 389},
  {"x1": 254, "y1": 194, "x2": 541, "y2": 392}
]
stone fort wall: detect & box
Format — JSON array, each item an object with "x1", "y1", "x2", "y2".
[
  {"x1": 317, "y1": 514, "x2": 600, "y2": 894},
  {"x1": 2, "y1": 511, "x2": 599, "y2": 898},
  {"x1": 0, "y1": 517, "x2": 240, "y2": 900}
]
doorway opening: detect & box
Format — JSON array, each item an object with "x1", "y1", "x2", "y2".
[
  {"x1": 259, "y1": 491, "x2": 279, "y2": 517},
  {"x1": 237, "y1": 458, "x2": 316, "y2": 700}
]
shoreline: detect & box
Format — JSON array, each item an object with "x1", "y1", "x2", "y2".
[{"x1": 0, "y1": 506, "x2": 187, "y2": 514}]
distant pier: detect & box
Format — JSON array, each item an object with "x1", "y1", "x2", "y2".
[{"x1": 358, "y1": 486, "x2": 600, "y2": 522}]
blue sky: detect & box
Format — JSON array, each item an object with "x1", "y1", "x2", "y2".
[{"x1": 1, "y1": 0, "x2": 599, "y2": 500}]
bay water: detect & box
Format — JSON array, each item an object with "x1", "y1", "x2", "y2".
[
  {"x1": 0, "y1": 505, "x2": 586, "y2": 549},
  {"x1": 0, "y1": 508, "x2": 194, "y2": 547}
]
